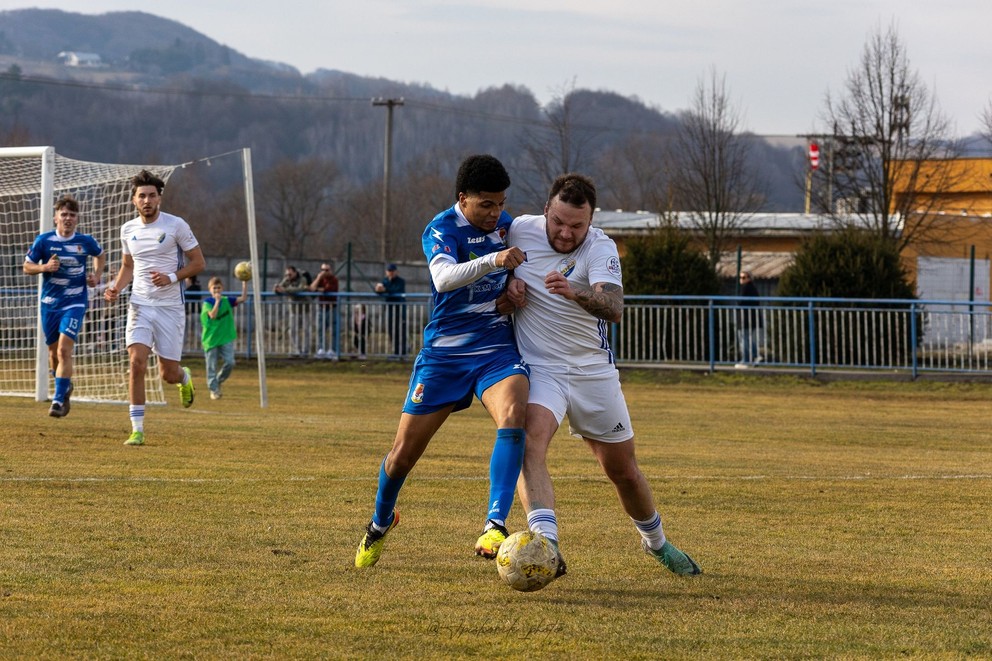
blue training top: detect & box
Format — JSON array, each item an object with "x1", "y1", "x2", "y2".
[
  {"x1": 25, "y1": 231, "x2": 104, "y2": 310},
  {"x1": 420, "y1": 205, "x2": 516, "y2": 355}
]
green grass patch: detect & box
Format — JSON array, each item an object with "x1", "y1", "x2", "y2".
[{"x1": 1, "y1": 362, "x2": 990, "y2": 658}]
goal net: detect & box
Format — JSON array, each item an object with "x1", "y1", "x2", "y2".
[{"x1": 0, "y1": 147, "x2": 177, "y2": 404}]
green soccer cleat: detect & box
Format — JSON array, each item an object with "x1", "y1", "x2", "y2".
[
  {"x1": 178, "y1": 367, "x2": 195, "y2": 408},
  {"x1": 355, "y1": 511, "x2": 399, "y2": 568},
  {"x1": 124, "y1": 431, "x2": 145, "y2": 446},
  {"x1": 474, "y1": 520, "x2": 509, "y2": 558},
  {"x1": 643, "y1": 539, "x2": 702, "y2": 575}
]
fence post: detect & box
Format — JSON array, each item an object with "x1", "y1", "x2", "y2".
[
  {"x1": 707, "y1": 299, "x2": 716, "y2": 373},
  {"x1": 807, "y1": 300, "x2": 817, "y2": 377},
  {"x1": 910, "y1": 301, "x2": 918, "y2": 380}
]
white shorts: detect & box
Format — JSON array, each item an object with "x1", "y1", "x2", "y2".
[
  {"x1": 126, "y1": 303, "x2": 185, "y2": 362},
  {"x1": 528, "y1": 363, "x2": 634, "y2": 443}
]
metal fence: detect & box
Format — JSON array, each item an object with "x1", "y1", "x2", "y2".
[{"x1": 183, "y1": 292, "x2": 992, "y2": 378}]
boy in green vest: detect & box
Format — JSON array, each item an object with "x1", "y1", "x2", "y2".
[{"x1": 201, "y1": 276, "x2": 248, "y2": 400}]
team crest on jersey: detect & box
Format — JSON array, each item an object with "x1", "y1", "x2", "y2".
[
  {"x1": 558, "y1": 257, "x2": 576, "y2": 277},
  {"x1": 498, "y1": 228, "x2": 507, "y2": 242},
  {"x1": 157, "y1": 232, "x2": 166, "y2": 243},
  {"x1": 607, "y1": 256, "x2": 622, "y2": 277},
  {"x1": 410, "y1": 382, "x2": 425, "y2": 404}
]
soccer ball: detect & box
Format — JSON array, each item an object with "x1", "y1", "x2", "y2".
[
  {"x1": 495, "y1": 530, "x2": 560, "y2": 592},
  {"x1": 233, "y1": 261, "x2": 252, "y2": 282}
]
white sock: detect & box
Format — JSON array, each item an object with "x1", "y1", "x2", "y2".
[
  {"x1": 129, "y1": 405, "x2": 145, "y2": 432},
  {"x1": 633, "y1": 512, "x2": 666, "y2": 551},
  {"x1": 527, "y1": 508, "x2": 559, "y2": 544}
]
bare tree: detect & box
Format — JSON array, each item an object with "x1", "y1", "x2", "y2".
[
  {"x1": 670, "y1": 68, "x2": 764, "y2": 266},
  {"x1": 255, "y1": 158, "x2": 340, "y2": 260},
  {"x1": 981, "y1": 98, "x2": 992, "y2": 146},
  {"x1": 518, "y1": 79, "x2": 600, "y2": 203},
  {"x1": 595, "y1": 133, "x2": 676, "y2": 212},
  {"x1": 819, "y1": 22, "x2": 963, "y2": 251}
]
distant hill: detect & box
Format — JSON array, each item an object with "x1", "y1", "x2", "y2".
[
  {"x1": 0, "y1": 8, "x2": 808, "y2": 213},
  {"x1": 0, "y1": 8, "x2": 258, "y2": 70}
]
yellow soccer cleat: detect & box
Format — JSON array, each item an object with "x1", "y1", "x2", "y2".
[
  {"x1": 355, "y1": 511, "x2": 399, "y2": 568},
  {"x1": 178, "y1": 367, "x2": 195, "y2": 408},
  {"x1": 124, "y1": 431, "x2": 145, "y2": 446},
  {"x1": 474, "y1": 520, "x2": 509, "y2": 559}
]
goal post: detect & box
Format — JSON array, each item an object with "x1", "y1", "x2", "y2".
[{"x1": 0, "y1": 146, "x2": 268, "y2": 408}]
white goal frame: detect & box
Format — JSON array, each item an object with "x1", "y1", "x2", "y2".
[{"x1": 0, "y1": 146, "x2": 268, "y2": 408}]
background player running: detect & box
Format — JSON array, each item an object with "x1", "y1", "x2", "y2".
[{"x1": 24, "y1": 195, "x2": 106, "y2": 418}]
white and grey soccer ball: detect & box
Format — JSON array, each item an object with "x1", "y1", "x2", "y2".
[{"x1": 495, "y1": 530, "x2": 560, "y2": 592}]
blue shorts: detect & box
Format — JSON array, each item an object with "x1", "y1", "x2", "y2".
[
  {"x1": 401, "y1": 346, "x2": 529, "y2": 415},
  {"x1": 41, "y1": 306, "x2": 86, "y2": 346}
]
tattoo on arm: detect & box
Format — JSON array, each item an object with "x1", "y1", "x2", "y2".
[{"x1": 573, "y1": 282, "x2": 623, "y2": 323}]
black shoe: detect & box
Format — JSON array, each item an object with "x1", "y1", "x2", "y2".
[
  {"x1": 48, "y1": 401, "x2": 66, "y2": 418},
  {"x1": 62, "y1": 383, "x2": 73, "y2": 416},
  {"x1": 548, "y1": 538, "x2": 567, "y2": 578}
]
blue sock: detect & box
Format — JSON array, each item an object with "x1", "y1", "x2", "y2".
[
  {"x1": 372, "y1": 457, "x2": 404, "y2": 528},
  {"x1": 54, "y1": 377, "x2": 69, "y2": 403},
  {"x1": 486, "y1": 428, "x2": 525, "y2": 523}
]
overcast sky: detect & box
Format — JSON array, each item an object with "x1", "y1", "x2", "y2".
[{"x1": 3, "y1": 1, "x2": 990, "y2": 137}]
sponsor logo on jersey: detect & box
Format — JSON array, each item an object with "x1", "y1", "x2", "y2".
[
  {"x1": 410, "y1": 382, "x2": 425, "y2": 404},
  {"x1": 558, "y1": 257, "x2": 576, "y2": 277},
  {"x1": 607, "y1": 256, "x2": 622, "y2": 277},
  {"x1": 432, "y1": 244, "x2": 440, "y2": 253},
  {"x1": 467, "y1": 236, "x2": 485, "y2": 244}
]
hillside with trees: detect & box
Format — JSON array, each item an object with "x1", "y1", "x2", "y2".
[{"x1": 0, "y1": 8, "x2": 808, "y2": 265}]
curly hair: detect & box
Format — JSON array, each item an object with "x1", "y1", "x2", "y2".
[{"x1": 454, "y1": 154, "x2": 511, "y2": 200}]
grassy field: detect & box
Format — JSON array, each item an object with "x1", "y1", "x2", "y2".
[{"x1": 1, "y1": 361, "x2": 990, "y2": 659}]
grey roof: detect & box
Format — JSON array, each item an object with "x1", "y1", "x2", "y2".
[{"x1": 593, "y1": 210, "x2": 855, "y2": 234}]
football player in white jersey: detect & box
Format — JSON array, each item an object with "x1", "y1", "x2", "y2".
[
  {"x1": 105, "y1": 170, "x2": 205, "y2": 446},
  {"x1": 504, "y1": 173, "x2": 701, "y2": 577}
]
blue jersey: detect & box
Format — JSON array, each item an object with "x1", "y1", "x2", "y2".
[
  {"x1": 421, "y1": 205, "x2": 516, "y2": 355},
  {"x1": 25, "y1": 231, "x2": 104, "y2": 310}
]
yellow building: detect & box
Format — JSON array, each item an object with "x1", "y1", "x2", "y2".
[{"x1": 596, "y1": 157, "x2": 992, "y2": 300}]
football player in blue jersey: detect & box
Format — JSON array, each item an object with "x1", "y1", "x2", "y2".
[
  {"x1": 356, "y1": 154, "x2": 529, "y2": 568},
  {"x1": 24, "y1": 195, "x2": 106, "y2": 418}
]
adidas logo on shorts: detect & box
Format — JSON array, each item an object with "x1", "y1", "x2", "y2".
[{"x1": 611, "y1": 422, "x2": 626, "y2": 433}]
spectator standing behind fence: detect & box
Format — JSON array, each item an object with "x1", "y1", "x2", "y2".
[
  {"x1": 274, "y1": 265, "x2": 308, "y2": 357},
  {"x1": 201, "y1": 276, "x2": 248, "y2": 400},
  {"x1": 735, "y1": 271, "x2": 763, "y2": 368},
  {"x1": 353, "y1": 303, "x2": 368, "y2": 360},
  {"x1": 375, "y1": 263, "x2": 408, "y2": 359},
  {"x1": 310, "y1": 262, "x2": 339, "y2": 360}
]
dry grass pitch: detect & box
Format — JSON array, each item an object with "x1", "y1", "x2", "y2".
[{"x1": 1, "y1": 362, "x2": 990, "y2": 659}]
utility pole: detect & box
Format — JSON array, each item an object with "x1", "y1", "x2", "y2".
[{"x1": 372, "y1": 97, "x2": 404, "y2": 267}]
